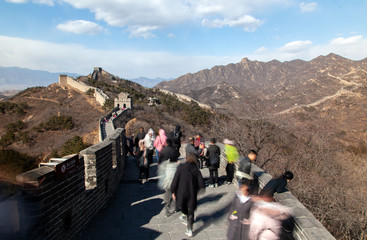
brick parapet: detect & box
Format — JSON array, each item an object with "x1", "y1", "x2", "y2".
[{"x1": 14, "y1": 126, "x2": 126, "y2": 240}]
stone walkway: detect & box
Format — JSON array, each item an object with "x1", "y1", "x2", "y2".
[{"x1": 78, "y1": 153, "x2": 237, "y2": 240}]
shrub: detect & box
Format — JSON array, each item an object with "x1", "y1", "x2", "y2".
[
  {"x1": 5, "y1": 120, "x2": 26, "y2": 133},
  {"x1": 0, "y1": 102, "x2": 28, "y2": 115},
  {"x1": 37, "y1": 115, "x2": 74, "y2": 131},
  {"x1": 86, "y1": 88, "x2": 95, "y2": 97},
  {"x1": 103, "y1": 99, "x2": 114, "y2": 110},
  {"x1": 0, "y1": 149, "x2": 37, "y2": 173},
  {"x1": 59, "y1": 136, "x2": 90, "y2": 157}
]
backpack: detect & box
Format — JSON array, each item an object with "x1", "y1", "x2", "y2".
[{"x1": 172, "y1": 131, "x2": 180, "y2": 144}]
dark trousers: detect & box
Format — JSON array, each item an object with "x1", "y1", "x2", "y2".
[
  {"x1": 182, "y1": 207, "x2": 195, "y2": 230},
  {"x1": 209, "y1": 168, "x2": 218, "y2": 184},
  {"x1": 226, "y1": 163, "x2": 235, "y2": 182},
  {"x1": 139, "y1": 164, "x2": 150, "y2": 180},
  {"x1": 146, "y1": 149, "x2": 154, "y2": 164}
]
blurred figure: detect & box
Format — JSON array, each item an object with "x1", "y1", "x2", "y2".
[
  {"x1": 171, "y1": 155, "x2": 205, "y2": 237},
  {"x1": 157, "y1": 138, "x2": 180, "y2": 217},
  {"x1": 207, "y1": 138, "x2": 221, "y2": 187},
  {"x1": 134, "y1": 127, "x2": 146, "y2": 155},
  {"x1": 154, "y1": 129, "x2": 167, "y2": 159},
  {"x1": 227, "y1": 179, "x2": 254, "y2": 240},
  {"x1": 224, "y1": 139, "x2": 239, "y2": 184},
  {"x1": 260, "y1": 171, "x2": 294, "y2": 197},
  {"x1": 248, "y1": 193, "x2": 292, "y2": 240},
  {"x1": 236, "y1": 150, "x2": 258, "y2": 193}
]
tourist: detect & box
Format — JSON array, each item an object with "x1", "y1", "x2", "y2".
[
  {"x1": 227, "y1": 179, "x2": 254, "y2": 240},
  {"x1": 137, "y1": 139, "x2": 149, "y2": 185},
  {"x1": 171, "y1": 154, "x2": 205, "y2": 237},
  {"x1": 185, "y1": 137, "x2": 204, "y2": 161},
  {"x1": 248, "y1": 193, "x2": 292, "y2": 240},
  {"x1": 125, "y1": 133, "x2": 135, "y2": 157},
  {"x1": 224, "y1": 139, "x2": 239, "y2": 184},
  {"x1": 207, "y1": 138, "x2": 221, "y2": 187},
  {"x1": 157, "y1": 138, "x2": 180, "y2": 217},
  {"x1": 259, "y1": 171, "x2": 294, "y2": 197},
  {"x1": 143, "y1": 128, "x2": 155, "y2": 181},
  {"x1": 236, "y1": 150, "x2": 258, "y2": 193},
  {"x1": 154, "y1": 128, "x2": 167, "y2": 159},
  {"x1": 134, "y1": 127, "x2": 146, "y2": 155},
  {"x1": 169, "y1": 125, "x2": 182, "y2": 152}
]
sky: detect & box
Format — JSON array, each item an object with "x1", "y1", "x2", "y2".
[{"x1": 0, "y1": 0, "x2": 367, "y2": 80}]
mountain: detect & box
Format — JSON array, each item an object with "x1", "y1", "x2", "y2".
[
  {"x1": 156, "y1": 53, "x2": 367, "y2": 114},
  {"x1": 0, "y1": 66, "x2": 80, "y2": 91},
  {"x1": 129, "y1": 76, "x2": 172, "y2": 88}
]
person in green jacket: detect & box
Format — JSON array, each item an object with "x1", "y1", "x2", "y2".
[{"x1": 224, "y1": 139, "x2": 239, "y2": 184}]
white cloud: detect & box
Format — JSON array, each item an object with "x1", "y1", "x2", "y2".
[
  {"x1": 33, "y1": 0, "x2": 54, "y2": 6},
  {"x1": 248, "y1": 35, "x2": 367, "y2": 62},
  {"x1": 300, "y1": 2, "x2": 317, "y2": 13},
  {"x1": 279, "y1": 40, "x2": 313, "y2": 53},
  {"x1": 0, "y1": 35, "x2": 241, "y2": 79},
  {"x1": 59, "y1": 0, "x2": 291, "y2": 37},
  {"x1": 168, "y1": 33, "x2": 176, "y2": 38},
  {"x1": 5, "y1": 0, "x2": 27, "y2": 3},
  {"x1": 57, "y1": 20, "x2": 103, "y2": 35},
  {"x1": 255, "y1": 46, "x2": 268, "y2": 53},
  {"x1": 128, "y1": 26, "x2": 159, "y2": 39},
  {"x1": 330, "y1": 35, "x2": 362, "y2": 45},
  {"x1": 202, "y1": 15, "x2": 263, "y2": 32},
  {"x1": 6, "y1": 0, "x2": 54, "y2": 5}
]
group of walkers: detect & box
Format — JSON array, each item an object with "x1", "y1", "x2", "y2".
[
  {"x1": 223, "y1": 139, "x2": 295, "y2": 240},
  {"x1": 127, "y1": 126, "x2": 295, "y2": 239}
]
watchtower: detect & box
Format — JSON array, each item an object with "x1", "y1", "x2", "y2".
[{"x1": 114, "y1": 92, "x2": 132, "y2": 109}]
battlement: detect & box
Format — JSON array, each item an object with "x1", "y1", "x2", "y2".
[
  {"x1": 12, "y1": 124, "x2": 126, "y2": 239},
  {"x1": 58, "y1": 75, "x2": 109, "y2": 106}
]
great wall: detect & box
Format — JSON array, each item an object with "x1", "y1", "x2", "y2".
[{"x1": 0, "y1": 73, "x2": 336, "y2": 240}]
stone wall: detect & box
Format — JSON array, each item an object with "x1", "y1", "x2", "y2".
[
  {"x1": 58, "y1": 75, "x2": 109, "y2": 106},
  {"x1": 215, "y1": 142, "x2": 336, "y2": 240},
  {"x1": 14, "y1": 128, "x2": 126, "y2": 240}
]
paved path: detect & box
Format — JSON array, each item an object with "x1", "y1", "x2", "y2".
[{"x1": 79, "y1": 154, "x2": 237, "y2": 240}]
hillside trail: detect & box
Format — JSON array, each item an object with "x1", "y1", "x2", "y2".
[
  {"x1": 276, "y1": 72, "x2": 363, "y2": 115},
  {"x1": 78, "y1": 146, "x2": 236, "y2": 240}
]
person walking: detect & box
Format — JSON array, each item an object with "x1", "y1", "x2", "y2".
[
  {"x1": 227, "y1": 179, "x2": 254, "y2": 240},
  {"x1": 248, "y1": 192, "x2": 292, "y2": 240},
  {"x1": 171, "y1": 155, "x2": 205, "y2": 237},
  {"x1": 137, "y1": 139, "x2": 149, "y2": 185},
  {"x1": 157, "y1": 138, "x2": 180, "y2": 217},
  {"x1": 259, "y1": 171, "x2": 294, "y2": 197},
  {"x1": 154, "y1": 128, "x2": 167, "y2": 159},
  {"x1": 143, "y1": 128, "x2": 155, "y2": 181},
  {"x1": 134, "y1": 127, "x2": 146, "y2": 156},
  {"x1": 224, "y1": 139, "x2": 239, "y2": 184},
  {"x1": 208, "y1": 138, "x2": 221, "y2": 187}
]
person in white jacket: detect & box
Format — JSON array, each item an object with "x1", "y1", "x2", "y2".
[{"x1": 143, "y1": 128, "x2": 155, "y2": 181}]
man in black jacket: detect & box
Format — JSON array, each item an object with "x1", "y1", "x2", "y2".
[
  {"x1": 236, "y1": 150, "x2": 257, "y2": 193},
  {"x1": 260, "y1": 171, "x2": 294, "y2": 197},
  {"x1": 158, "y1": 138, "x2": 180, "y2": 164},
  {"x1": 185, "y1": 137, "x2": 203, "y2": 160},
  {"x1": 208, "y1": 138, "x2": 221, "y2": 187},
  {"x1": 169, "y1": 125, "x2": 183, "y2": 152}
]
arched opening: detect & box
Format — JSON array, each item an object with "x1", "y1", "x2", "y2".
[{"x1": 123, "y1": 104, "x2": 126, "y2": 109}]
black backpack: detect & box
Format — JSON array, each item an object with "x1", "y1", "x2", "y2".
[{"x1": 172, "y1": 131, "x2": 180, "y2": 144}]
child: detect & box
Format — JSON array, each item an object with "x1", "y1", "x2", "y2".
[{"x1": 227, "y1": 179, "x2": 254, "y2": 240}]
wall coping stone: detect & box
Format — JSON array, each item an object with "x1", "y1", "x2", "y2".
[{"x1": 16, "y1": 166, "x2": 55, "y2": 186}]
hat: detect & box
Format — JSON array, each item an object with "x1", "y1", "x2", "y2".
[{"x1": 223, "y1": 139, "x2": 235, "y2": 145}]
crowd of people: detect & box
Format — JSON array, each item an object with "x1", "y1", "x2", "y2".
[{"x1": 124, "y1": 126, "x2": 295, "y2": 239}]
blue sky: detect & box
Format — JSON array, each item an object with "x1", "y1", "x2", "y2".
[{"x1": 0, "y1": 0, "x2": 367, "y2": 80}]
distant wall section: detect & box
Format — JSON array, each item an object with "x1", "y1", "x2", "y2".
[{"x1": 58, "y1": 75, "x2": 109, "y2": 106}]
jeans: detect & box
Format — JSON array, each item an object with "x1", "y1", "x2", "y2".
[
  {"x1": 226, "y1": 163, "x2": 235, "y2": 182},
  {"x1": 209, "y1": 168, "x2": 218, "y2": 184}
]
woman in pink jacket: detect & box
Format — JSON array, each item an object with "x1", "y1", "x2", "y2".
[{"x1": 154, "y1": 129, "x2": 167, "y2": 159}]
